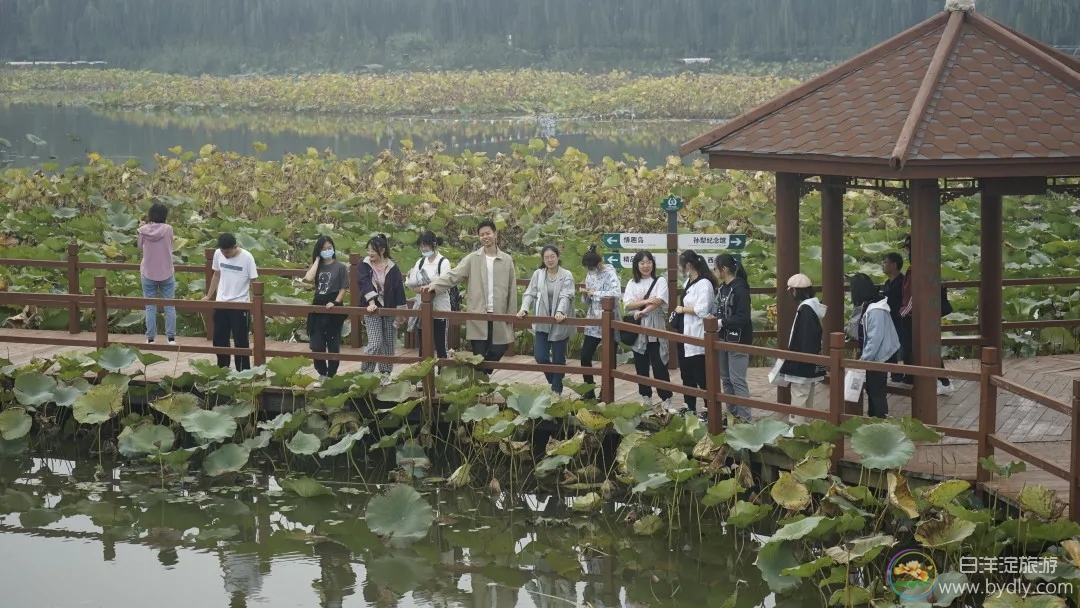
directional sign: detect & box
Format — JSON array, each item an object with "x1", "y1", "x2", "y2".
[
  {"x1": 678, "y1": 233, "x2": 748, "y2": 251},
  {"x1": 660, "y1": 195, "x2": 684, "y2": 212},
  {"x1": 603, "y1": 252, "x2": 742, "y2": 270},
  {"x1": 602, "y1": 233, "x2": 666, "y2": 250}
]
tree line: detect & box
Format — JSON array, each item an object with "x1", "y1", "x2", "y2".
[{"x1": 1, "y1": 0, "x2": 1076, "y2": 74}]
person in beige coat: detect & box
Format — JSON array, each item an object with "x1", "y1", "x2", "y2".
[{"x1": 422, "y1": 220, "x2": 517, "y2": 375}]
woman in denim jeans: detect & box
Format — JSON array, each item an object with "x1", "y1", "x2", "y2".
[
  {"x1": 518, "y1": 245, "x2": 576, "y2": 396},
  {"x1": 578, "y1": 245, "x2": 621, "y2": 400},
  {"x1": 713, "y1": 254, "x2": 753, "y2": 422},
  {"x1": 137, "y1": 203, "x2": 176, "y2": 345}
]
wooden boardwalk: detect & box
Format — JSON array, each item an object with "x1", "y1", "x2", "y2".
[{"x1": 2, "y1": 329, "x2": 1076, "y2": 509}]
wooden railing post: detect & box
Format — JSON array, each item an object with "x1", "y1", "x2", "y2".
[
  {"x1": 67, "y1": 242, "x2": 80, "y2": 334},
  {"x1": 1071, "y1": 379, "x2": 1080, "y2": 523},
  {"x1": 203, "y1": 248, "x2": 215, "y2": 341},
  {"x1": 349, "y1": 252, "x2": 362, "y2": 349},
  {"x1": 93, "y1": 275, "x2": 108, "y2": 348},
  {"x1": 419, "y1": 290, "x2": 436, "y2": 398},
  {"x1": 599, "y1": 296, "x2": 616, "y2": 404},
  {"x1": 977, "y1": 346, "x2": 1001, "y2": 484},
  {"x1": 828, "y1": 332, "x2": 846, "y2": 468},
  {"x1": 251, "y1": 282, "x2": 266, "y2": 366},
  {"x1": 704, "y1": 317, "x2": 721, "y2": 434}
]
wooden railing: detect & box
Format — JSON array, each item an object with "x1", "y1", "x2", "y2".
[{"x1": 0, "y1": 270, "x2": 1077, "y2": 520}]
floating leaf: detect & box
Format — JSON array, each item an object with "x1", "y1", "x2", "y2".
[
  {"x1": 180, "y1": 410, "x2": 237, "y2": 443},
  {"x1": 0, "y1": 408, "x2": 32, "y2": 440},
  {"x1": 365, "y1": 484, "x2": 434, "y2": 544},
  {"x1": 279, "y1": 476, "x2": 334, "y2": 498},
  {"x1": 286, "y1": 430, "x2": 322, "y2": 455},
  {"x1": 117, "y1": 424, "x2": 175, "y2": 457},
  {"x1": 849, "y1": 423, "x2": 914, "y2": 469},
  {"x1": 203, "y1": 443, "x2": 250, "y2": 476},
  {"x1": 13, "y1": 372, "x2": 57, "y2": 407},
  {"x1": 73, "y1": 384, "x2": 124, "y2": 425}
]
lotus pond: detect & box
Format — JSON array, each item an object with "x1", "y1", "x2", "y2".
[{"x1": 1, "y1": 345, "x2": 1080, "y2": 607}]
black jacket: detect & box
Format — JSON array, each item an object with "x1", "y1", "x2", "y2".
[
  {"x1": 356, "y1": 259, "x2": 407, "y2": 309},
  {"x1": 714, "y1": 277, "x2": 753, "y2": 344},
  {"x1": 779, "y1": 298, "x2": 826, "y2": 379},
  {"x1": 882, "y1": 273, "x2": 904, "y2": 325}
]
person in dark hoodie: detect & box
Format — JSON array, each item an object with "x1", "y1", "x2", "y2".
[
  {"x1": 137, "y1": 203, "x2": 176, "y2": 345},
  {"x1": 303, "y1": 235, "x2": 349, "y2": 386},
  {"x1": 713, "y1": 254, "x2": 753, "y2": 422},
  {"x1": 778, "y1": 274, "x2": 827, "y2": 425},
  {"x1": 881, "y1": 252, "x2": 905, "y2": 383},
  {"x1": 850, "y1": 273, "x2": 901, "y2": 418},
  {"x1": 357, "y1": 234, "x2": 406, "y2": 384},
  {"x1": 898, "y1": 235, "x2": 953, "y2": 394}
]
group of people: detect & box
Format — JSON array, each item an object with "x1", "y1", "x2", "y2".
[{"x1": 136, "y1": 207, "x2": 940, "y2": 422}]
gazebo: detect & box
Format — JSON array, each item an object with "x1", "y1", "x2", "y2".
[{"x1": 681, "y1": 0, "x2": 1080, "y2": 423}]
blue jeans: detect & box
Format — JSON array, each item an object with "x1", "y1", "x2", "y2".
[
  {"x1": 534, "y1": 331, "x2": 567, "y2": 394},
  {"x1": 718, "y1": 351, "x2": 752, "y2": 421},
  {"x1": 141, "y1": 276, "x2": 176, "y2": 339}
]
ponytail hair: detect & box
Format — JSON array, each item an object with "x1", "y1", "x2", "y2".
[
  {"x1": 679, "y1": 250, "x2": 718, "y2": 288},
  {"x1": 418, "y1": 230, "x2": 443, "y2": 250},
  {"x1": 582, "y1": 244, "x2": 602, "y2": 270},
  {"x1": 714, "y1": 253, "x2": 748, "y2": 282},
  {"x1": 366, "y1": 233, "x2": 391, "y2": 259}
]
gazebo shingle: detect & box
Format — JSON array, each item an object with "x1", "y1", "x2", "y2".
[{"x1": 681, "y1": 7, "x2": 1080, "y2": 178}]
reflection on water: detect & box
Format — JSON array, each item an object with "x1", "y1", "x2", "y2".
[
  {"x1": 0, "y1": 102, "x2": 716, "y2": 169},
  {"x1": 0, "y1": 455, "x2": 778, "y2": 608}
]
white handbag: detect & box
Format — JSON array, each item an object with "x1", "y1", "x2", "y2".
[{"x1": 843, "y1": 369, "x2": 866, "y2": 402}]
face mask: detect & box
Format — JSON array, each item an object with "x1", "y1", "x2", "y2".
[
  {"x1": 320, "y1": 249, "x2": 335, "y2": 260},
  {"x1": 421, "y1": 250, "x2": 434, "y2": 258}
]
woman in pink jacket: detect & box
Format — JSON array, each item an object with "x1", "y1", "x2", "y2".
[{"x1": 137, "y1": 203, "x2": 176, "y2": 344}]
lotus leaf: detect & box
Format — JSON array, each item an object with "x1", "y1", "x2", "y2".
[
  {"x1": 754, "y1": 540, "x2": 801, "y2": 593},
  {"x1": 375, "y1": 381, "x2": 412, "y2": 404},
  {"x1": 506, "y1": 384, "x2": 554, "y2": 420},
  {"x1": 982, "y1": 592, "x2": 1067, "y2": 608},
  {"x1": 13, "y1": 372, "x2": 57, "y2": 407},
  {"x1": 792, "y1": 419, "x2": 844, "y2": 443},
  {"x1": 1018, "y1": 485, "x2": 1065, "y2": 520},
  {"x1": 101, "y1": 373, "x2": 131, "y2": 394},
  {"x1": 575, "y1": 409, "x2": 610, "y2": 432},
  {"x1": 930, "y1": 571, "x2": 969, "y2": 607},
  {"x1": 73, "y1": 384, "x2": 124, "y2": 425},
  {"x1": 546, "y1": 432, "x2": 584, "y2": 457},
  {"x1": 849, "y1": 423, "x2": 914, "y2": 469},
  {"x1": 571, "y1": 493, "x2": 601, "y2": 512},
  {"x1": 1063, "y1": 539, "x2": 1080, "y2": 567},
  {"x1": 771, "y1": 472, "x2": 810, "y2": 511},
  {"x1": 365, "y1": 484, "x2": 434, "y2": 544},
  {"x1": 117, "y1": 424, "x2": 175, "y2": 457},
  {"x1": 212, "y1": 402, "x2": 254, "y2": 418},
  {"x1": 395, "y1": 358, "x2": 436, "y2": 384},
  {"x1": 978, "y1": 456, "x2": 1027, "y2": 478},
  {"x1": 203, "y1": 443, "x2": 250, "y2": 476},
  {"x1": 887, "y1": 472, "x2": 919, "y2": 519},
  {"x1": 611, "y1": 415, "x2": 642, "y2": 436},
  {"x1": 447, "y1": 463, "x2": 471, "y2": 488},
  {"x1": 727, "y1": 501, "x2": 772, "y2": 528},
  {"x1": 891, "y1": 415, "x2": 943, "y2": 442},
  {"x1": 498, "y1": 439, "x2": 531, "y2": 458},
  {"x1": 780, "y1": 555, "x2": 835, "y2": 578},
  {"x1": 632, "y1": 473, "x2": 671, "y2": 494},
  {"x1": 461, "y1": 404, "x2": 500, "y2": 423},
  {"x1": 691, "y1": 433, "x2": 718, "y2": 460},
  {"x1": 724, "y1": 418, "x2": 789, "y2": 452},
  {"x1": 279, "y1": 476, "x2": 334, "y2": 498},
  {"x1": 395, "y1": 440, "x2": 430, "y2": 474},
  {"x1": 136, "y1": 351, "x2": 169, "y2": 366},
  {"x1": 769, "y1": 516, "x2": 827, "y2": 543},
  {"x1": 0, "y1": 408, "x2": 32, "y2": 440},
  {"x1": 258, "y1": 411, "x2": 308, "y2": 437},
  {"x1": 792, "y1": 456, "x2": 829, "y2": 482},
  {"x1": 535, "y1": 455, "x2": 571, "y2": 475},
  {"x1": 564, "y1": 381, "x2": 595, "y2": 398},
  {"x1": 180, "y1": 410, "x2": 237, "y2": 443},
  {"x1": 52, "y1": 383, "x2": 86, "y2": 407},
  {"x1": 632, "y1": 514, "x2": 663, "y2": 536},
  {"x1": 919, "y1": 479, "x2": 971, "y2": 508},
  {"x1": 595, "y1": 401, "x2": 648, "y2": 420},
  {"x1": 435, "y1": 365, "x2": 481, "y2": 393},
  {"x1": 266, "y1": 356, "x2": 309, "y2": 380},
  {"x1": 823, "y1": 534, "x2": 895, "y2": 565},
  {"x1": 20, "y1": 508, "x2": 62, "y2": 529},
  {"x1": 701, "y1": 478, "x2": 743, "y2": 507},
  {"x1": 378, "y1": 397, "x2": 423, "y2": 418},
  {"x1": 827, "y1": 587, "x2": 871, "y2": 607},
  {"x1": 149, "y1": 446, "x2": 201, "y2": 469},
  {"x1": 151, "y1": 393, "x2": 202, "y2": 422},
  {"x1": 93, "y1": 344, "x2": 138, "y2": 372},
  {"x1": 286, "y1": 430, "x2": 322, "y2": 455},
  {"x1": 914, "y1": 514, "x2": 976, "y2": 549},
  {"x1": 242, "y1": 431, "x2": 273, "y2": 450},
  {"x1": 318, "y1": 428, "x2": 370, "y2": 457}
]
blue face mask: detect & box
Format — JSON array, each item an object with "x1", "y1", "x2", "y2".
[
  {"x1": 320, "y1": 249, "x2": 335, "y2": 260},
  {"x1": 421, "y1": 250, "x2": 434, "y2": 258}
]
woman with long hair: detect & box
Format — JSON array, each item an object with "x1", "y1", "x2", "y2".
[
  {"x1": 404, "y1": 230, "x2": 452, "y2": 361},
  {"x1": 579, "y1": 245, "x2": 621, "y2": 400},
  {"x1": 303, "y1": 235, "x2": 349, "y2": 385},
  {"x1": 518, "y1": 245, "x2": 576, "y2": 395},
  {"x1": 713, "y1": 254, "x2": 753, "y2": 422},
  {"x1": 672, "y1": 250, "x2": 718, "y2": 417},
  {"x1": 850, "y1": 272, "x2": 901, "y2": 418},
  {"x1": 622, "y1": 251, "x2": 672, "y2": 411},
  {"x1": 357, "y1": 234, "x2": 406, "y2": 383}
]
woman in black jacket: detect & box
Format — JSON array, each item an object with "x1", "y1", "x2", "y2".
[
  {"x1": 356, "y1": 234, "x2": 407, "y2": 384},
  {"x1": 713, "y1": 254, "x2": 753, "y2": 422},
  {"x1": 776, "y1": 274, "x2": 827, "y2": 424}
]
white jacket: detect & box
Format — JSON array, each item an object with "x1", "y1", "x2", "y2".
[{"x1": 682, "y1": 277, "x2": 716, "y2": 358}]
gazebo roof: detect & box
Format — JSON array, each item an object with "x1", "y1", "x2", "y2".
[{"x1": 680, "y1": 4, "x2": 1080, "y2": 179}]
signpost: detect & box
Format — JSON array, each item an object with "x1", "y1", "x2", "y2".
[
  {"x1": 603, "y1": 232, "x2": 748, "y2": 251},
  {"x1": 602, "y1": 252, "x2": 740, "y2": 270}
]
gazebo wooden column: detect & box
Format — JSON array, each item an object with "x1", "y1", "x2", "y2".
[
  {"x1": 820, "y1": 176, "x2": 847, "y2": 350},
  {"x1": 774, "y1": 172, "x2": 802, "y2": 404},
  {"x1": 979, "y1": 189, "x2": 1003, "y2": 352},
  {"x1": 908, "y1": 179, "x2": 942, "y2": 424}
]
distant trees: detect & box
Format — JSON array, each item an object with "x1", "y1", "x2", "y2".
[{"x1": 0, "y1": 0, "x2": 1075, "y2": 73}]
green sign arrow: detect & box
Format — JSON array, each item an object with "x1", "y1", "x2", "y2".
[
  {"x1": 729, "y1": 234, "x2": 747, "y2": 250},
  {"x1": 660, "y1": 195, "x2": 683, "y2": 212},
  {"x1": 603, "y1": 253, "x2": 621, "y2": 267},
  {"x1": 602, "y1": 233, "x2": 621, "y2": 248}
]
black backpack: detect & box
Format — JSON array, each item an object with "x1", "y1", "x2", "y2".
[{"x1": 417, "y1": 257, "x2": 461, "y2": 311}]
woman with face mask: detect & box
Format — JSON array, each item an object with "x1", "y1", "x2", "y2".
[
  {"x1": 405, "y1": 230, "x2": 452, "y2": 362},
  {"x1": 303, "y1": 235, "x2": 349, "y2": 386},
  {"x1": 672, "y1": 250, "x2": 718, "y2": 418}
]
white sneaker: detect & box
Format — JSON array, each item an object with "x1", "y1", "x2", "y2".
[
  {"x1": 311, "y1": 375, "x2": 326, "y2": 388},
  {"x1": 662, "y1": 399, "x2": 677, "y2": 414},
  {"x1": 937, "y1": 383, "x2": 955, "y2": 396},
  {"x1": 380, "y1": 374, "x2": 392, "y2": 386},
  {"x1": 167, "y1": 337, "x2": 176, "y2": 346},
  {"x1": 640, "y1": 395, "x2": 653, "y2": 407}
]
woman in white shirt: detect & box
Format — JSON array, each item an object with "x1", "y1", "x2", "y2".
[
  {"x1": 622, "y1": 251, "x2": 672, "y2": 411},
  {"x1": 672, "y1": 251, "x2": 718, "y2": 418},
  {"x1": 404, "y1": 231, "x2": 452, "y2": 361}
]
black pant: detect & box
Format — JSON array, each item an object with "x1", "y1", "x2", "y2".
[
  {"x1": 309, "y1": 313, "x2": 345, "y2": 378},
  {"x1": 633, "y1": 341, "x2": 672, "y2": 400},
  {"x1": 470, "y1": 321, "x2": 508, "y2": 376},
  {"x1": 580, "y1": 335, "x2": 602, "y2": 400},
  {"x1": 680, "y1": 353, "x2": 707, "y2": 412},
  {"x1": 213, "y1": 308, "x2": 250, "y2": 371},
  {"x1": 425, "y1": 319, "x2": 448, "y2": 360},
  {"x1": 898, "y1": 316, "x2": 949, "y2": 386},
  {"x1": 865, "y1": 353, "x2": 896, "y2": 418}
]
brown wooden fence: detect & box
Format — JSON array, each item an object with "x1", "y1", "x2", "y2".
[{"x1": 0, "y1": 268, "x2": 1077, "y2": 521}]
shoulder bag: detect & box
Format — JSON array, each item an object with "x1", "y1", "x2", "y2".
[{"x1": 619, "y1": 278, "x2": 658, "y2": 347}]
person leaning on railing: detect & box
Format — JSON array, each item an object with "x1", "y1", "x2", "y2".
[
  {"x1": 517, "y1": 244, "x2": 576, "y2": 396},
  {"x1": 579, "y1": 245, "x2": 622, "y2": 401},
  {"x1": 357, "y1": 234, "x2": 406, "y2": 385},
  {"x1": 303, "y1": 235, "x2": 348, "y2": 387},
  {"x1": 404, "y1": 230, "x2": 452, "y2": 363},
  {"x1": 850, "y1": 273, "x2": 901, "y2": 418}
]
